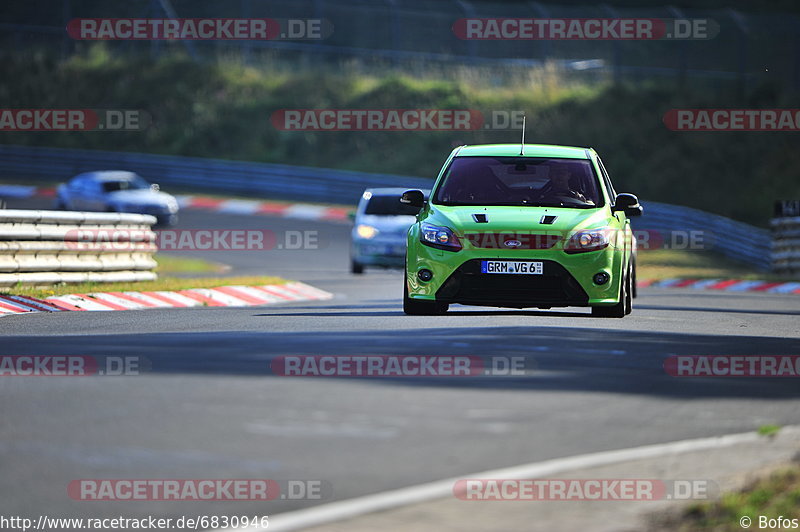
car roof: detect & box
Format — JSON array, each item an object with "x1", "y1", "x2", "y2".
[
  {"x1": 363, "y1": 187, "x2": 431, "y2": 195},
  {"x1": 455, "y1": 144, "x2": 592, "y2": 159},
  {"x1": 76, "y1": 171, "x2": 139, "y2": 182}
]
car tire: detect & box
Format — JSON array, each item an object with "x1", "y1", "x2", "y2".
[
  {"x1": 351, "y1": 260, "x2": 364, "y2": 274},
  {"x1": 403, "y1": 277, "x2": 448, "y2": 315},
  {"x1": 631, "y1": 257, "x2": 638, "y2": 299},
  {"x1": 591, "y1": 265, "x2": 627, "y2": 318}
]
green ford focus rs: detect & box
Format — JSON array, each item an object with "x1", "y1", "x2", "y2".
[{"x1": 402, "y1": 144, "x2": 642, "y2": 318}]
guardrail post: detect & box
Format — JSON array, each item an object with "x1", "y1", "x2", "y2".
[
  {"x1": 600, "y1": 4, "x2": 622, "y2": 85},
  {"x1": 771, "y1": 200, "x2": 800, "y2": 276},
  {"x1": 666, "y1": 6, "x2": 688, "y2": 88},
  {"x1": 726, "y1": 9, "x2": 750, "y2": 97},
  {"x1": 241, "y1": 0, "x2": 252, "y2": 64},
  {"x1": 454, "y1": 0, "x2": 477, "y2": 60}
]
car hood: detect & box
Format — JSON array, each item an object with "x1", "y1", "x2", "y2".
[
  {"x1": 426, "y1": 205, "x2": 611, "y2": 235},
  {"x1": 107, "y1": 189, "x2": 176, "y2": 206}
]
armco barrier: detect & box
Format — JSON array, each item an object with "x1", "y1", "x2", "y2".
[
  {"x1": 0, "y1": 209, "x2": 157, "y2": 286},
  {"x1": 0, "y1": 144, "x2": 772, "y2": 270},
  {"x1": 0, "y1": 144, "x2": 433, "y2": 205},
  {"x1": 771, "y1": 216, "x2": 800, "y2": 275},
  {"x1": 630, "y1": 202, "x2": 771, "y2": 271}
]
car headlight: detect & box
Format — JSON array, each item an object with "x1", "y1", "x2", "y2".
[
  {"x1": 420, "y1": 222, "x2": 462, "y2": 252},
  {"x1": 356, "y1": 224, "x2": 379, "y2": 239},
  {"x1": 564, "y1": 228, "x2": 611, "y2": 254}
]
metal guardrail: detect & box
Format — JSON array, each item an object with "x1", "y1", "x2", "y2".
[
  {"x1": 630, "y1": 201, "x2": 771, "y2": 271},
  {"x1": 0, "y1": 144, "x2": 433, "y2": 205},
  {"x1": 771, "y1": 216, "x2": 800, "y2": 274},
  {"x1": 0, "y1": 144, "x2": 773, "y2": 270},
  {"x1": 0, "y1": 209, "x2": 158, "y2": 286}
]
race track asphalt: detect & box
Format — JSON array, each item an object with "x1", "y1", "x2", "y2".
[{"x1": 1, "y1": 201, "x2": 799, "y2": 527}]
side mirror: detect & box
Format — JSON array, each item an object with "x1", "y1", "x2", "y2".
[
  {"x1": 151, "y1": 183, "x2": 160, "y2": 192},
  {"x1": 612, "y1": 193, "x2": 642, "y2": 217},
  {"x1": 400, "y1": 189, "x2": 425, "y2": 209}
]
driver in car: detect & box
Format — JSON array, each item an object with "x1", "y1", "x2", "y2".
[{"x1": 546, "y1": 166, "x2": 590, "y2": 203}]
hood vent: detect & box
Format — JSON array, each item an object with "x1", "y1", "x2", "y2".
[
  {"x1": 540, "y1": 215, "x2": 557, "y2": 225},
  {"x1": 472, "y1": 213, "x2": 488, "y2": 223}
]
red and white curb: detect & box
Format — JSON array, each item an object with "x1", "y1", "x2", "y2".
[
  {"x1": 639, "y1": 278, "x2": 800, "y2": 294},
  {"x1": 177, "y1": 196, "x2": 352, "y2": 223},
  {"x1": 1, "y1": 185, "x2": 353, "y2": 223},
  {"x1": 0, "y1": 282, "x2": 332, "y2": 317}
]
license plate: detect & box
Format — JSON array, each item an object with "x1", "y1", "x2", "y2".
[
  {"x1": 481, "y1": 261, "x2": 543, "y2": 275},
  {"x1": 362, "y1": 244, "x2": 405, "y2": 256}
]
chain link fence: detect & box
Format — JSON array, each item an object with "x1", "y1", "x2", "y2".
[{"x1": 2, "y1": 0, "x2": 800, "y2": 89}]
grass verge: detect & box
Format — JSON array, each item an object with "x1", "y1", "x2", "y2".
[
  {"x1": 656, "y1": 465, "x2": 800, "y2": 531},
  {"x1": 4, "y1": 47, "x2": 800, "y2": 226},
  {"x1": 757, "y1": 424, "x2": 782, "y2": 437},
  {"x1": 0, "y1": 253, "x2": 287, "y2": 299},
  {"x1": 637, "y1": 249, "x2": 798, "y2": 282},
  {"x1": 153, "y1": 253, "x2": 229, "y2": 275}
]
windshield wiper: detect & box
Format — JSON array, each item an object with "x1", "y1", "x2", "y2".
[
  {"x1": 436, "y1": 201, "x2": 594, "y2": 208},
  {"x1": 528, "y1": 200, "x2": 595, "y2": 208}
]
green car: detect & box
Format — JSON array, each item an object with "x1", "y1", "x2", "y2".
[{"x1": 402, "y1": 144, "x2": 642, "y2": 318}]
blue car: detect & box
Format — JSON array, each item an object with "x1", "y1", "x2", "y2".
[{"x1": 56, "y1": 171, "x2": 179, "y2": 226}]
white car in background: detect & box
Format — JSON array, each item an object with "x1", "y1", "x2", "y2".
[
  {"x1": 350, "y1": 187, "x2": 430, "y2": 274},
  {"x1": 56, "y1": 170, "x2": 179, "y2": 226}
]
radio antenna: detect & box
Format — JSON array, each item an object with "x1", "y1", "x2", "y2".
[{"x1": 519, "y1": 115, "x2": 526, "y2": 156}]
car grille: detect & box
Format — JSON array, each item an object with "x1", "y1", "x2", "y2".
[
  {"x1": 462, "y1": 232, "x2": 561, "y2": 250},
  {"x1": 436, "y1": 259, "x2": 588, "y2": 307}
]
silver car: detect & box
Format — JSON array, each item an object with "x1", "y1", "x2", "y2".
[
  {"x1": 350, "y1": 187, "x2": 430, "y2": 274},
  {"x1": 56, "y1": 171, "x2": 179, "y2": 226}
]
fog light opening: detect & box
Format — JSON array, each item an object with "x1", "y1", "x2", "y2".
[
  {"x1": 418, "y1": 269, "x2": 433, "y2": 282},
  {"x1": 593, "y1": 272, "x2": 610, "y2": 285}
]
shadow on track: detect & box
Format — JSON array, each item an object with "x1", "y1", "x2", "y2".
[{"x1": 3, "y1": 326, "x2": 800, "y2": 400}]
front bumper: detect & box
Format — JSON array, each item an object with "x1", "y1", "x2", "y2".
[
  {"x1": 406, "y1": 240, "x2": 624, "y2": 308},
  {"x1": 434, "y1": 259, "x2": 589, "y2": 308}
]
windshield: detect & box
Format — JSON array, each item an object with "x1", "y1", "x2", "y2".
[
  {"x1": 364, "y1": 195, "x2": 423, "y2": 216},
  {"x1": 101, "y1": 175, "x2": 151, "y2": 193},
  {"x1": 433, "y1": 156, "x2": 602, "y2": 208}
]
